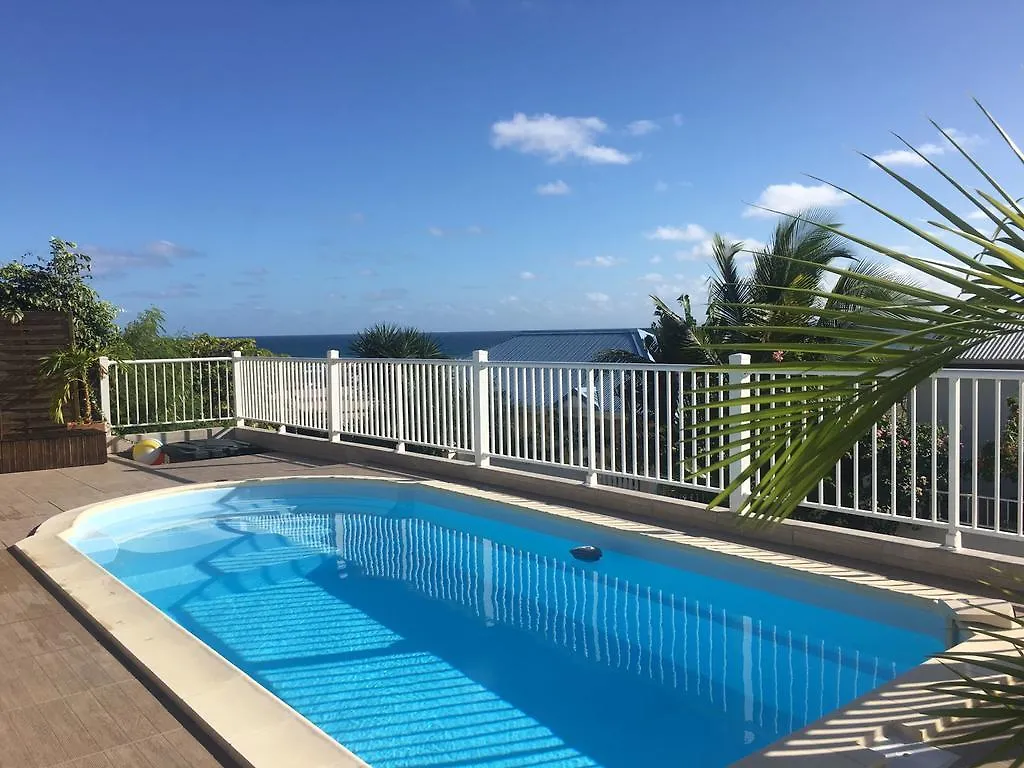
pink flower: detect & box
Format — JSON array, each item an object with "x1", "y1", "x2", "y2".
[
  {"x1": 900, "y1": 438, "x2": 909, "y2": 447},
  {"x1": 772, "y1": 350, "x2": 785, "y2": 362}
]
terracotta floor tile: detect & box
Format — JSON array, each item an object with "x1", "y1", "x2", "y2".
[
  {"x1": 31, "y1": 614, "x2": 83, "y2": 652},
  {"x1": 37, "y1": 698, "x2": 102, "y2": 762},
  {"x1": 8, "y1": 703, "x2": 68, "y2": 768},
  {"x1": 98, "y1": 743, "x2": 153, "y2": 768},
  {"x1": 35, "y1": 650, "x2": 89, "y2": 697},
  {"x1": 0, "y1": 711, "x2": 35, "y2": 768},
  {"x1": 0, "y1": 663, "x2": 34, "y2": 712},
  {"x1": 117, "y1": 678, "x2": 181, "y2": 734},
  {"x1": 0, "y1": 620, "x2": 45, "y2": 659},
  {"x1": 132, "y1": 734, "x2": 192, "y2": 768},
  {"x1": 12, "y1": 656, "x2": 62, "y2": 706},
  {"x1": 63, "y1": 692, "x2": 130, "y2": 752},
  {"x1": 54, "y1": 755, "x2": 112, "y2": 768},
  {"x1": 91, "y1": 683, "x2": 160, "y2": 742},
  {"x1": 80, "y1": 641, "x2": 133, "y2": 684},
  {"x1": 161, "y1": 728, "x2": 222, "y2": 768},
  {"x1": 59, "y1": 645, "x2": 116, "y2": 689}
]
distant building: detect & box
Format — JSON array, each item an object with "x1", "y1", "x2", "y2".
[
  {"x1": 954, "y1": 331, "x2": 1024, "y2": 369},
  {"x1": 486, "y1": 328, "x2": 653, "y2": 364},
  {"x1": 486, "y1": 329, "x2": 653, "y2": 414}
]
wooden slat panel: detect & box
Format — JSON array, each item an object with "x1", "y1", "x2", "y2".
[
  {"x1": 0, "y1": 430, "x2": 106, "y2": 474},
  {"x1": 0, "y1": 312, "x2": 73, "y2": 440}
]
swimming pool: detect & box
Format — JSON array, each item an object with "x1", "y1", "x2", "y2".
[{"x1": 63, "y1": 478, "x2": 953, "y2": 767}]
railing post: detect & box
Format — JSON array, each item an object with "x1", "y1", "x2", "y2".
[
  {"x1": 327, "y1": 350, "x2": 342, "y2": 443},
  {"x1": 472, "y1": 350, "x2": 491, "y2": 468},
  {"x1": 945, "y1": 376, "x2": 962, "y2": 549},
  {"x1": 230, "y1": 351, "x2": 244, "y2": 428},
  {"x1": 728, "y1": 353, "x2": 752, "y2": 514},
  {"x1": 97, "y1": 356, "x2": 112, "y2": 436},
  {"x1": 394, "y1": 362, "x2": 406, "y2": 453},
  {"x1": 585, "y1": 367, "x2": 598, "y2": 486}
]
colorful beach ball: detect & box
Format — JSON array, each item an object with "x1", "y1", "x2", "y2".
[{"x1": 132, "y1": 438, "x2": 166, "y2": 465}]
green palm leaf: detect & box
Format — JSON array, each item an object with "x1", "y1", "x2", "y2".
[{"x1": 694, "y1": 102, "x2": 1024, "y2": 525}]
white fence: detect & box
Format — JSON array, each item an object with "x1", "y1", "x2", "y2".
[{"x1": 100, "y1": 350, "x2": 1024, "y2": 550}]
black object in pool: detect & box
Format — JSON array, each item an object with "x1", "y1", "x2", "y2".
[{"x1": 570, "y1": 545, "x2": 602, "y2": 562}]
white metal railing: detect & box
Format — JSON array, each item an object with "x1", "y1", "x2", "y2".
[
  {"x1": 99, "y1": 350, "x2": 1024, "y2": 549},
  {"x1": 102, "y1": 356, "x2": 234, "y2": 429}
]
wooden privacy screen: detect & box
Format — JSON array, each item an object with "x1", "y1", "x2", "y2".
[
  {"x1": 0, "y1": 312, "x2": 106, "y2": 472},
  {"x1": 0, "y1": 311, "x2": 72, "y2": 438}
]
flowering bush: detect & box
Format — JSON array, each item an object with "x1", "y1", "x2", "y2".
[
  {"x1": 979, "y1": 396, "x2": 1020, "y2": 482},
  {"x1": 826, "y1": 408, "x2": 950, "y2": 518}
]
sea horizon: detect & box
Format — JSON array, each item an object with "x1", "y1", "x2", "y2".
[{"x1": 252, "y1": 327, "x2": 638, "y2": 359}]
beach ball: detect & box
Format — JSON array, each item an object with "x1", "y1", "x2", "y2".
[{"x1": 132, "y1": 438, "x2": 166, "y2": 465}]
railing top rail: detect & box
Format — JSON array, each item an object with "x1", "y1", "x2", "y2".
[
  {"x1": 241, "y1": 355, "x2": 330, "y2": 363},
  {"x1": 934, "y1": 367, "x2": 1024, "y2": 381},
  {"x1": 113, "y1": 357, "x2": 233, "y2": 364},
  {"x1": 332, "y1": 357, "x2": 474, "y2": 366},
  {"x1": 482, "y1": 359, "x2": 706, "y2": 373}
]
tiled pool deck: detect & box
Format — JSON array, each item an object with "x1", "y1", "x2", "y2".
[
  {"x1": 0, "y1": 453, "x2": 402, "y2": 768},
  {"x1": 0, "y1": 453, "x2": 1019, "y2": 767}
]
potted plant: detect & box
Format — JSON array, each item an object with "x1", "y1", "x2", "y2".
[{"x1": 38, "y1": 346, "x2": 112, "y2": 430}]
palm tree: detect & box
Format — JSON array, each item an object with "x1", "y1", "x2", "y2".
[
  {"x1": 349, "y1": 324, "x2": 446, "y2": 359},
  {"x1": 632, "y1": 213, "x2": 913, "y2": 365},
  {"x1": 697, "y1": 100, "x2": 1024, "y2": 763}
]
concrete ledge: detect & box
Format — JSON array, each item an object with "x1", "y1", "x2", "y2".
[{"x1": 231, "y1": 427, "x2": 1024, "y2": 597}]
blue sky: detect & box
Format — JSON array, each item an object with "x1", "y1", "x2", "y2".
[{"x1": 2, "y1": 0, "x2": 1023, "y2": 336}]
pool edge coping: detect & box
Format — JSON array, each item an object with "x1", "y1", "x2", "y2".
[{"x1": 15, "y1": 474, "x2": 1021, "y2": 768}]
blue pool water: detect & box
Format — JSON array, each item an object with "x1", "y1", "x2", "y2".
[{"x1": 67, "y1": 480, "x2": 952, "y2": 767}]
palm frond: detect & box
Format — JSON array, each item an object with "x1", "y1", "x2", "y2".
[{"x1": 692, "y1": 101, "x2": 1024, "y2": 525}]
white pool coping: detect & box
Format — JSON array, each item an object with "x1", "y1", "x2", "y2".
[{"x1": 15, "y1": 475, "x2": 1020, "y2": 768}]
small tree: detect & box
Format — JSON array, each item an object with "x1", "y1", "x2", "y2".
[
  {"x1": 350, "y1": 324, "x2": 446, "y2": 359},
  {"x1": 39, "y1": 347, "x2": 114, "y2": 424},
  {"x1": 0, "y1": 238, "x2": 120, "y2": 349}
]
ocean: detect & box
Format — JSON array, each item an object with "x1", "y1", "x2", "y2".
[{"x1": 252, "y1": 330, "x2": 521, "y2": 359}]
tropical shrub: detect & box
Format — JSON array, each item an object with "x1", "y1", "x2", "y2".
[
  {"x1": 350, "y1": 324, "x2": 445, "y2": 359},
  {"x1": 0, "y1": 238, "x2": 120, "y2": 350},
  {"x1": 979, "y1": 396, "x2": 1020, "y2": 482}
]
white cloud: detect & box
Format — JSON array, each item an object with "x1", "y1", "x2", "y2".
[
  {"x1": 871, "y1": 143, "x2": 944, "y2": 167},
  {"x1": 491, "y1": 113, "x2": 632, "y2": 165},
  {"x1": 743, "y1": 183, "x2": 850, "y2": 218},
  {"x1": 428, "y1": 225, "x2": 482, "y2": 237},
  {"x1": 500, "y1": 295, "x2": 519, "y2": 304},
  {"x1": 645, "y1": 224, "x2": 708, "y2": 242},
  {"x1": 536, "y1": 180, "x2": 571, "y2": 196},
  {"x1": 519, "y1": 271, "x2": 536, "y2": 280},
  {"x1": 349, "y1": 212, "x2": 366, "y2": 224},
  {"x1": 671, "y1": 113, "x2": 684, "y2": 127},
  {"x1": 654, "y1": 180, "x2": 669, "y2": 193},
  {"x1": 586, "y1": 292, "x2": 610, "y2": 303},
  {"x1": 574, "y1": 255, "x2": 625, "y2": 267},
  {"x1": 676, "y1": 234, "x2": 767, "y2": 261},
  {"x1": 84, "y1": 240, "x2": 200, "y2": 277},
  {"x1": 871, "y1": 129, "x2": 984, "y2": 168},
  {"x1": 626, "y1": 119, "x2": 659, "y2": 136},
  {"x1": 638, "y1": 272, "x2": 664, "y2": 283},
  {"x1": 649, "y1": 254, "x2": 663, "y2": 264}
]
